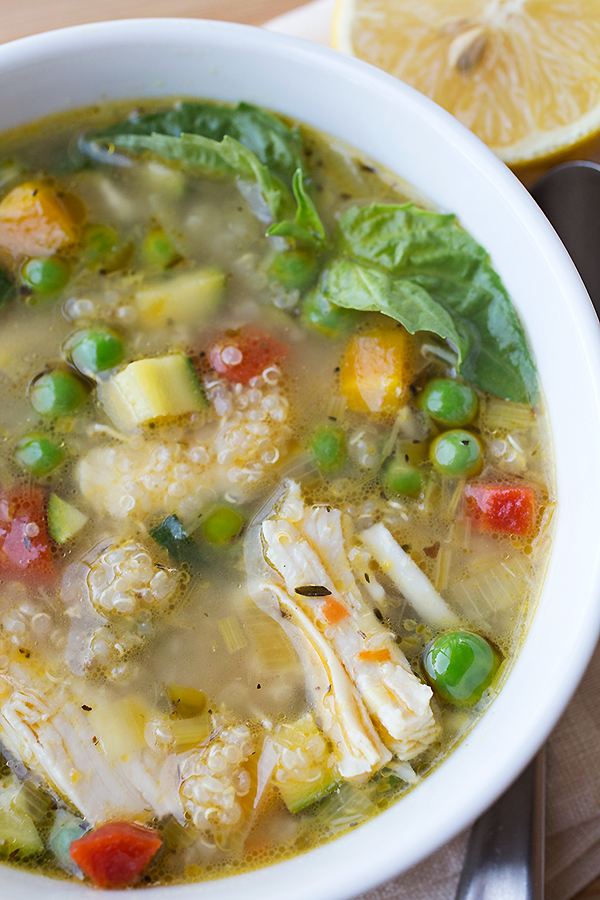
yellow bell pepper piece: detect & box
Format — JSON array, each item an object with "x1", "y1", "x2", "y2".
[
  {"x1": 340, "y1": 327, "x2": 411, "y2": 414},
  {"x1": 0, "y1": 181, "x2": 83, "y2": 260}
]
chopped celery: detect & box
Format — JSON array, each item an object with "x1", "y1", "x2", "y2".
[
  {"x1": 48, "y1": 809, "x2": 87, "y2": 878},
  {"x1": 396, "y1": 438, "x2": 428, "y2": 467},
  {"x1": 13, "y1": 780, "x2": 53, "y2": 822},
  {"x1": 218, "y1": 616, "x2": 248, "y2": 653},
  {"x1": 98, "y1": 354, "x2": 207, "y2": 432},
  {"x1": 150, "y1": 513, "x2": 204, "y2": 568},
  {"x1": 169, "y1": 712, "x2": 211, "y2": 751},
  {"x1": 482, "y1": 397, "x2": 534, "y2": 433},
  {"x1": 0, "y1": 266, "x2": 15, "y2": 307},
  {"x1": 134, "y1": 267, "x2": 226, "y2": 327},
  {"x1": 318, "y1": 782, "x2": 378, "y2": 835},
  {"x1": 48, "y1": 494, "x2": 88, "y2": 544},
  {"x1": 167, "y1": 684, "x2": 206, "y2": 718},
  {"x1": 0, "y1": 778, "x2": 43, "y2": 858}
]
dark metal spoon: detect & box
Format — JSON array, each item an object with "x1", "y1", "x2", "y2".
[
  {"x1": 456, "y1": 159, "x2": 600, "y2": 900},
  {"x1": 531, "y1": 160, "x2": 600, "y2": 315}
]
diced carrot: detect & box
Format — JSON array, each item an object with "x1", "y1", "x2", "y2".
[
  {"x1": 340, "y1": 327, "x2": 411, "y2": 415},
  {"x1": 321, "y1": 597, "x2": 350, "y2": 625},
  {"x1": 358, "y1": 648, "x2": 392, "y2": 663},
  {"x1": 0, "y1": 486, "x2": 54, "y2": 585},
  {"x1": 0, "y1": 181, "x2": 83, "y2": 261},
  {"x1": 69, "y1": 821, "x2": 162, "y2": 888},
  {"x1": 464, "y1": 483, "x2": 537, "y2": 536},
  {"x1": 208, "y1": 327, "x2": 289, "y2": 384}
]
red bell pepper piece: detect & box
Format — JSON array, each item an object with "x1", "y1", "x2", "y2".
[
  {"x1": 0, "y1": 486, "x2": 53, "y2": 584},
  {"x1": 208, "y1": 327, "x2": 289, "y2": 384},
  {"x1": 465, "y1": 483, "x2": 537, "y2": 536},
  {"x1": 69, "y1": 821, "x2": 163, "y2": 888}
]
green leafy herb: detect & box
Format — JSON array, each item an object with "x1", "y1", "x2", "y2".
[
  {"x1": 324, "y1": 203, "x2": 537, "y2": 403},
  {"x1": 110, "y1": 132, "x2": 288, "y2": 220},
  {"x1": 0, "y1": 267, "x2": 15, "y2": 307},
  {"x1": 267, "y1": 169, "x2": 326, "y2": 248},
  {"x1": 90, "y1": 101, "x2": 303, "y2": 180}
]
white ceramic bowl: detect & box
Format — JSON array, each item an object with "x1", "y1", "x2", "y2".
[{"x1": 2, "y1": 18, "x2": 600, "y2": 900}]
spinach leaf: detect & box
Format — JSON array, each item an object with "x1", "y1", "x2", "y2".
[
  {"x1": 110, "y1": 132, "x2": 288, "y2": 220},
  {"x1": 0, "y1": 267, "x2": 15, "y2": 307},
  {"x1": 91, "y1": 101, "x2": 303, "y2": 180},
  {"x1": 267, "y1": 170, "x2": 326, "y2": 248},
  {"x1": 326, "y1": 203, "x2": 537, "y2": 403}
]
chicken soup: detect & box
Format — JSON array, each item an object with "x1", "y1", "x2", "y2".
[{"x1": 0, "y1": 99, "x2": 554, "y2": 888}]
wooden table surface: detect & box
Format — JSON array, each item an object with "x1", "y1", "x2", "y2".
[
  {"x1": 0, "y1": 0, "x2": 306, "y2": 44},
  {"x1": 2, "y1": 1, "x2": 600, "y2": 898}
]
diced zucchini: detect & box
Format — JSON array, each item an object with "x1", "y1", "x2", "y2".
[
  {"x1": 273, "y1": 713, "x2": 339, "y2": 814},
  {"x1": 48, "y1": 493, "x2": 88, "y2": 544},
  {"x1": 48, "y1": 808, "x2": 87, "y2": 877},
  {"x1": 150, "y1": 513, "x2": 205, "y2": 568},
  {"x1": 88, "y1": 697, "x2": 149, "y2": 761},
  {"x1": 0, "y1": 778, "x2": 43, "y2": 858},
  {"x1": 98, "y1": 354, "x2": 206, "y2": 432},
  {"x1": 278, "y1": 766, "x2": 339, "y2": 814},
  {"x1": 135, "y1": 267, "x2": 226, "y2": 327}
]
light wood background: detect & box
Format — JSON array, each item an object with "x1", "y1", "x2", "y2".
[
  {"x1": 0, "y1": 0, "x2": 306, "y2": 44},
  {"x1": 1, "y1": 1, "x2": 599, "y2": 898}
]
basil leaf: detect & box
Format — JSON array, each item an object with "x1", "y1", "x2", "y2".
[
  {"x1": 267, "y1": 169, "x2": 326, "y2": 248},
  {"x1": 91, "y1": 101, "x2": 303, "y2": 179},
  {"x1": 335, "y1": 203, "x2": 538, "y2": 403},
  {"x1": 0, "y1": 267, "x2": 15, "y2": 307},
  {"x1": 324, "y1": 258, "x2": 464, "y2": 349},
  {"x1": 110, "y1": 132, "x2": 288, "y2": 220}
]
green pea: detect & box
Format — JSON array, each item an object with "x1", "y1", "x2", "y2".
[
  {"x1": 142, "y1": 228, "x2": 182, "y2": 269},
  {"x1": 300, "y1": 289, "x2": 359, "y2": 337},
  {"x1": 383, "y1": 459, "x2": 422, "y2": 498},
  {"x1": 14, "y1": 432, "x2": 63, "y2": 476},
  {"x1": 82, "y1": 224, "x2": 119, "y2": 266},
  {"x1": 21, "y1": 257, "x2": 70, "y2": 295},
  {"x1": 430, "y1": 429, "x2": 483, "y2": 477},
  {"x1": 269, "y1": 249, "x2": 318, "y2": 291},
  {"x1": 420, "y1": 378, "x2": 478, "y2": 427},
  {"x1": 29, "y1": 370, "x2": 90, "y2": 418},
  {"x1": 200, "y1": 506, "x2": 245, "y2": 545},
  {"x1": 423, "y1": 631, "x2": 501, "y2": 706},
  {"x1": 310, "y1": 425, "x2": 347, "y2": 474},
  {"x1": 82, "y1": 224, "x2": 133, "y2": 273},
  {"x1": 63, "y1": 327, "x2": 124, "y2": 377}
]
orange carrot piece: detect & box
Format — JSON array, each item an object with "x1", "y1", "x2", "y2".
[
  {"x1": 358, "y1": 649, "x2": 393, "y2": 664},
  {"x1": 0, "y1": 181, "x2": 83, "y2": 260},
  {"x1": 321, "y1": 597, "x2": 350, "y2": 625}
]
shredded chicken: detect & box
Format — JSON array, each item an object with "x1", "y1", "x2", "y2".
[{"x1": 259, "y1": 481, "x2": 439, "y2": 762}]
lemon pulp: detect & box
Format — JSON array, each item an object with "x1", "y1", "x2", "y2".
[{"x1": 333, "y1": 0, "x2": 600, "y2": 165}]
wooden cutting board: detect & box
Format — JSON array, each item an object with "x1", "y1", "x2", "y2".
[{"x1": 0, "y1": 0, "x2": 305, "y2": 44}]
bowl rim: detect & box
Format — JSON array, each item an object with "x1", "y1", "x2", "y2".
[{"x1": 1, "y1": 17, "x2": 600, "y2": 900}]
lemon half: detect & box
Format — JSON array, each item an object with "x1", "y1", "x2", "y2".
[{"x1": 333, "y1": 0, "x2": 600, "y2": 165}]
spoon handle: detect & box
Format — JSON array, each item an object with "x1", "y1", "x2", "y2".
[{"x1": 454, "y1": 749, "x2": 546, "y2": 900}]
